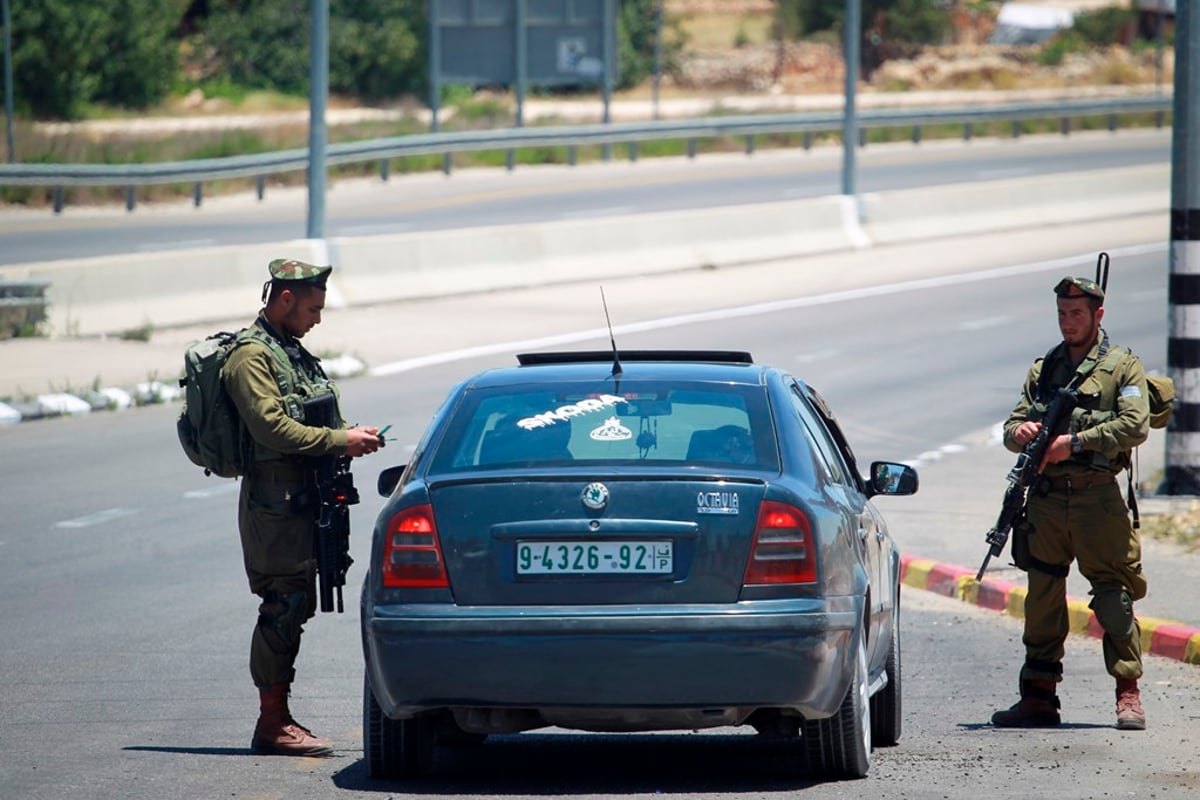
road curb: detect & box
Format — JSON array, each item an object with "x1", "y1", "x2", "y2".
[{"x1": 901, "y1": 554, "x2": 1200, "y2": 666}]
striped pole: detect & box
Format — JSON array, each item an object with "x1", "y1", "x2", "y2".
[{"x1": 1166, "y1": 2, "x2": 1200, "y2": 493}]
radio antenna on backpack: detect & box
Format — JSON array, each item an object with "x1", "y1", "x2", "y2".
[
  {"x1": 601, "y1": 286, "x2": 622, "y2": 377},
  {"x1": 1095, "y1": 252, "x2": 1110, "y2": 294}
]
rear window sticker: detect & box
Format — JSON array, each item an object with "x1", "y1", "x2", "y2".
[
  {"x1": 518, "y1": 393, "x2": 625, "y2": 430},
  {"x1": 590, "y1": 417, "x2": 633, "y2": 441}
]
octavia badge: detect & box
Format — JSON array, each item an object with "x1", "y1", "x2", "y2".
[{"x1": 581, "y1": 482, "x2": 609, "y2": 511}]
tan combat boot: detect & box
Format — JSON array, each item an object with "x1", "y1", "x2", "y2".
[
  {"x1": 1115, "y1": 678, "x2": 1146, "y2": 731},
  {"x1": 250, "y1": 682, "x2": 335, "y2": 756},
  {"x1": 991, "y1": 679, "x2": 1061, "y2": 728}
]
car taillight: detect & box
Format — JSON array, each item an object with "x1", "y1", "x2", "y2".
[
  {"x1": 382, "y1": 504, "x2": 449, "y2": 588},
  {"x1": 743, "y1": 501, "x2": 816, "y2": 585}
]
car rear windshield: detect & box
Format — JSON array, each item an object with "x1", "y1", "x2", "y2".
[{"x1": 428, "y1": 380, "x2": 779, "y2": 472}]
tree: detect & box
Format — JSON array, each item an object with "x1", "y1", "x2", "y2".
[
  {"x1": 95, "y1": 0, "x2": 190, "y2": 109},
  {"x1": 329, "y1": 0, "x2": 424, "y2": 101},
  {"x1": 617, "y1": 0, "x2": 686, "y2": 90},
  {"x1": 203, "y1": 0, "x2": 311, "y2": 94},
  {"x1": 4, "y1": 0, "x2": 108, "y2": 119}
]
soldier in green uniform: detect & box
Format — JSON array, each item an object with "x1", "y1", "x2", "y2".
[
  {"x1": 991, "y1": 275, "x2": 1149, "y2": 731},
  {"x1": 224, "y1": 258, "x2": 383, "y2": 756}
]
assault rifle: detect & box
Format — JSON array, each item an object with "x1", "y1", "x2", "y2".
[
  {"x1": 303, "y1": 394, "x2": 360, "y2": 613},
  {"x1": 976, "y1": 387, "x2": 1079, "y2": 581}
]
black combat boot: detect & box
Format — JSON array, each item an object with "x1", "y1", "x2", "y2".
[{"x1": 991, "y1": 679, "x2": 1061, "y2": 728}]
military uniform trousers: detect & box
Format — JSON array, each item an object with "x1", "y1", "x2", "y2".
[
  {"x1": 238, "y1": 464, "x2": 318, "y2": 688},
  {"x1": 1020, "y1": 476, "x2": 1147, "y2": 684}
]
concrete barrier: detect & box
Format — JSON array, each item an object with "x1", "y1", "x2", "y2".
[{"x1": 0, "y1": 164, "x2": 1168, "y2": 337}]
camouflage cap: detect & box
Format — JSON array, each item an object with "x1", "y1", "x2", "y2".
[
  {"x1": 1054, "y1": 275, "x2": 1104, "y2": 302},
  {"x1": 267, "y1": 258, "x2": 332, "y2": 288}
]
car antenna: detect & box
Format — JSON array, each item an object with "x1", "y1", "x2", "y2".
[
  {"x1": 1095, "y1": 251, "x2": 1109, "y2": 294},
  {"x1": 601, "y1": 286, "x2": 622, "y2": 377}
]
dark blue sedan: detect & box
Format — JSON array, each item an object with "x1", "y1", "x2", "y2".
[{"x1": 362, "y1": 350, "x2": 917, "y2": 781}]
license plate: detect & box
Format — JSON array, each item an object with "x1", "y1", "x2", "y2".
[{"x1": 516, "y1": 541, "x2": 673, "y2": 575}]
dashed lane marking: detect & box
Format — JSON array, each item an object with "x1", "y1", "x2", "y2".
[{"x1": 55, "y1": 508, "x2": 138, "y2": 529}]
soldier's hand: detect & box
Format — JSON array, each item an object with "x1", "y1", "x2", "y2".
[
  {"x1": 345, "y1": 426, "x2": 382, "y2": 457},
  {"x1": 1013, "y1": 421, "x2": 1041, "y2": 446},
  {"x1": 1039, "y1": 434, "x2": 1072, "y2": 470}
]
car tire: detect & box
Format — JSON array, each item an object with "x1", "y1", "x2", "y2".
[
  {"x1": 363, "y1": 674, "x2": 435, "y2": 779},
  {"x1": 802, "y1": 628, "x2": 872, "y2": 780},
  {"x1": 870, "y1": 593, "x2": 902, "y2": 747}
]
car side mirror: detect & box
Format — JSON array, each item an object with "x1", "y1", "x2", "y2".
[
  {"x1": 868, "y1": 461, "x2": 918, "y2": 497},
  {"x1": 377, "y1": 465, "x2": 405, "y2": 497}
]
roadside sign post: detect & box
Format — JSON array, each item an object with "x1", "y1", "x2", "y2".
[
  {"x1": 1165, "y1": 0, "x2": 1200, "y2": 493},
  {"x1": 842, "y1": 0, "x2": 861, "y2": 219},
  {"x1": 2, "y1": 0, "x2": 14, "y2": 162},
  {"x1": 306, "y1": 0, "x2": 328, "y2": 240}
]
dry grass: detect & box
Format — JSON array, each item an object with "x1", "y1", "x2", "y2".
[
  {"x1": 678, "y1": 12, "x2": 773, "y2": 50},
  {"x1": 1139, "y1": 503, "x2": 1200, "y2": 552}
]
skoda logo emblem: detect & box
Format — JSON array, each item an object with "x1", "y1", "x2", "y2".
[{"x1": 581, "y1": 482, "x2": 609, "y2": 511}]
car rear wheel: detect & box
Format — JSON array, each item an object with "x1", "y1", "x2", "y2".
[
  {"x1": 363, "y1": 674, "x2": 435, "y2": 779},
  {"x1": 870, "y1": 595, "x2": 902, "y2": 747},
  {"x1": 802, "y1": 629, "x2": 872, "y2": 780}
]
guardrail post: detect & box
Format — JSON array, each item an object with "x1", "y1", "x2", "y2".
[
  {"x1": 964, "y1": 123, "x2": 973, "y2": 142},
  {"x1": 802, "y1": 131, "x2": 812, "y2": 151},
  {"x1": 858, "y1": 128, "x2": 867, "y2": 148},
  {"x1": 912, "y1": 126, "x2": 921, "y2": 144},
  {"x1": 1061, "y1": 117, "x2": 1071, "y2": 136},
  {"x1": 628, "y1": 142, "x2": 638, "y2": 162},
  {"x1": 1108, "y1": 113, "x2": 1118, "y2": 132},
  {"x1": 192, "y1": 182, "x2": 203, "y2": 207},
  {"x1": 1157, "y1": 110, "x2": 1165, "y2": 129},
  {"x1": 256, "y1": 176, "x2": 265, "y2": 201},
  {"x1": 686, "y1": 139, "x2": 696, "y2": 159},
  {"x1": 0, "y1": 277, "x2": 51, "y2": 339},
  {"x1": 506, "y1": 150, "x2": 515, "y2": 171},
  {"x1": 1012, "y1": 120, "x2": 1021, "y2": 139},
  {"x1": 567, "y1": 145, "x2": 577, "y2": 166},
  {"x1": 745, "y1": 135, "x2": 755, "y2": 156},
  {"x1": 125, "y1": 187, "x2": 136, "y2": 212},
  {"x1": 442, "y1": 154, "x2": 452, "y2": 175},
  {"x1": 380, "y1": 159, "x2": 390, "y2": 182},
  {"x1": 52, "y1": 187, "x2": 63, "y2": 214}
]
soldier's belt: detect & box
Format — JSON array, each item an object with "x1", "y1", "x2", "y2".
[{"x1": 1044, "y1": 473, "x2": 1116, "y2": 493}]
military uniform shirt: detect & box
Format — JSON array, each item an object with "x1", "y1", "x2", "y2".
[
  {"x1": 224, "y1": 336, "x2": 349, "y2": 460},
  {"x1": 1002, "y1": 333, "x2": 1149, "y2": 475}
]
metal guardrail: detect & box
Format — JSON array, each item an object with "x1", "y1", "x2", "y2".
[{"x1": 0, "y1": 96, "x2": 1172, "y2": 212}]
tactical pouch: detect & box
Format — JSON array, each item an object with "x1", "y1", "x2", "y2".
[{"x1": 1011, "y1": 511, "x2": 1034, "y2": 572}]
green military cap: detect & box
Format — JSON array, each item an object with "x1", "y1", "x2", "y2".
[
  {"x1": 267, "y1": 258, "x2": 332, "y2": 288},
  {"x1": 1054, "y1": 275, "x2": 1104, "y2": 302}
]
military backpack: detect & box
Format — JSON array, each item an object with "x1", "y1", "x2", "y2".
[{"x1": 177, "y1": 330, "x2": 252, "y2": 478}]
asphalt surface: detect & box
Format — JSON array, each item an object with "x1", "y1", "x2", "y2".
[{"x1": 2, "y1": 213, "x2": 1197, "y2": 671}]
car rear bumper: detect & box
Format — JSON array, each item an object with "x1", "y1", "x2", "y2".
[{"x1": 363, "y1": 596, "x2": 863, "y2": 722}]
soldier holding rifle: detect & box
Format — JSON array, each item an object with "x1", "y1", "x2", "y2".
[
  {"x1": 989, "y1": 274, "x2": 1150, "y2": 731},
  {"x1": 224, "y1": 259, "x2": 383, "y2": 756}
]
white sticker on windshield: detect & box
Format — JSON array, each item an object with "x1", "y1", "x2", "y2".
[
  {"x1": 590, "y1": 417, "x2": 632, "y2": 441},
  {"x1": 518, "y1": 393, "x2": 625, "y2": 430}
]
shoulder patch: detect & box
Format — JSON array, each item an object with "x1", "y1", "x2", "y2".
[{"x1": 1120, "y1": 386, "x2": 1142, "y2": 399}]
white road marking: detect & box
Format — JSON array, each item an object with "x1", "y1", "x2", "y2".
[
  {"x1": 959, "y1": 316, "x2": 1011, "y2": 331},
  {"x1": 137, "y1": 239, "x2": 214, "y2": 251},
  {"x1": 370, "y1": 242, "x2": 1166, "y2": 377},
  {"x1": 793, "y1": 348, "x2": 841, "y2": 364},
  {"x1": 557, "y1": 206, "x2": 635, "y2": 220},
  {"x1": 183, "y1": 483, "x2": 241, "y2": 499},
  {"x1": 56, "y1": 508, "x2": 137, "y2": 529}
]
